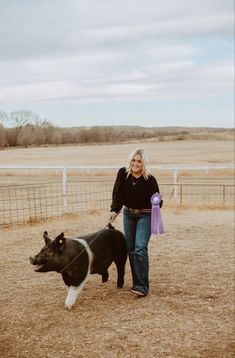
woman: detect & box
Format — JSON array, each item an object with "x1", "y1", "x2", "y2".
[{"x1": 110, "y1": 148, "x2": 162, "y2": 297}]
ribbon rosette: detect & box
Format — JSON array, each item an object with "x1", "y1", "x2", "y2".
[{"x1": 151, "y1": 193, "x2": 164, "y2": 235}]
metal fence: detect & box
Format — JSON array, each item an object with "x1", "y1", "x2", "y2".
[{"x1": 0, "y1": 180, "x2": 234, "y2": 226}]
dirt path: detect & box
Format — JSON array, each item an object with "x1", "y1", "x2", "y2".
[{"x1": 0, "y1": 207, "x2": 234, "y2": 357}]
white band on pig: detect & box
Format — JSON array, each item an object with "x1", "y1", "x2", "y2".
[
  {"x1": 71, "y1": 238, "x2": 93, "y2": 271},
  {"x1": 65, "y1": 238, "x2": 93, "y2": 309}
]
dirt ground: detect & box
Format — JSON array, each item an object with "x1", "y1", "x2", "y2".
[
  {"x1": 0, "y1": 207, "x2": 234, "y2": 358},
  {"x1": 0, "y1": 140, "x2": 233, "y2": 166},
  {"x1": 0, "y1": 140, "x2": 234, "y2": 357}
]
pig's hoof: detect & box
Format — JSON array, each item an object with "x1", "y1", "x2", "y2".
[
  {"x1": 65, "y1": 298, "x2": 75, "y2": 310},
  {"x1": 65, "y1": 304, "x2": 73, "y2": 310},
  {"x1": 65, "y1": 300, "x2": 74, "y2": 310}
]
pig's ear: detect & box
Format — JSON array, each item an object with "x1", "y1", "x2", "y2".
[
  {"x1": 43, "y1": 231, "x2": 51, "y2": 245},
  {"x1": 55, "y1": 233, "x2": 66, "y2": 251}
]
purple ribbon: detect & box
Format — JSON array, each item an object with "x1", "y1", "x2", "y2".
[{"x1": 151, "y1": 193, "x2": 164, "y2": 235}]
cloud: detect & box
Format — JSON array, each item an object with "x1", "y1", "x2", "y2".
[
  {"x1": 0, "y1": 0, "x2": 233, "y2": 111},
  {"x1": 0, "y1": 55, "x2": 233, "y2": 105},
  {"x1": 0, "y1": 0, "x2": 233, "y2": 60}
]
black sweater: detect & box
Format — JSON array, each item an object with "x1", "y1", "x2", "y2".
[{"x1": 111, "y1": 167, "x2": 160, "y2": 213}]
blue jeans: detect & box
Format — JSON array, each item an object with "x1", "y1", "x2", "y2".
[{"x1": 123, "y1": 207, "x2": 151, "y2": 295}]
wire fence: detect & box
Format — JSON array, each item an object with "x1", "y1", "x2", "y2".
[{"x1": 0, "y1": 180, "x2": 234, "y2": 226}]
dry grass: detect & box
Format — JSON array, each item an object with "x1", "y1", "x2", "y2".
[
  {"x1": 0, "y1": 140, "x2": 234, "y2": 187},
  {"x1": 0, "y1": 208, "x2": 234, "y2": 358},
  {"x1": 0, "y1": 140, "x2": 234, "y2": 166}
]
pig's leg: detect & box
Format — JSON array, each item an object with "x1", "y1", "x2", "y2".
[
  {"x1": 102, "y1": 270, "x2": 109, "y2": 282},
  {"x1": 65, "y1": 285, "x2": 83, "y2": 310},
  {"x1": 65, "y1": 275, "x2": 91, "y2": 309},
  {"x1": 65, "y1": 238, "x2": 93, "y2": 310}
]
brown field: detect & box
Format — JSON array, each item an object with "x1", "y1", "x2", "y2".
[
  {"x1": 0, "y1": 139, "x2": 234, "y2": 186},
  {"x1": 0, "y1": 139, "x2": 234, "y2": 166},
  {"x1": 0, "y1": 140, "x2": 234, "y2": 357}
]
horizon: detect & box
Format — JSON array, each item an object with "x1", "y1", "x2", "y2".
[
  {"x1": 54, "y1": 124, "x2": 234, "y2": 129},
  {"x1": 0, "y1": 0, "x2": 234, "y2": 128}
]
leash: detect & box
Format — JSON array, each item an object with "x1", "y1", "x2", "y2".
[{"x1": 60, "y1": 224, "x2": 110, "y2": 274}]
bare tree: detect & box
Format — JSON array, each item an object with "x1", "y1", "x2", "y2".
[
  {"x1": 42, "y1": 122, "x2": 56, "y2": 144},
  {"x1": 8, "y1": 110, "x2": 38, "y2": 128},
  {"x1": 0, "y1": 124, "x2": 6, "y2": 147},
  {"x1": 17, "y1": 125, "x2": 36, "y2": 147},
  {"x1": 33, "y1": 126, "x2": 46, "y2": 145},
  {"x1": 0, "y1": 111, "x2": 8, "y2": 125},
  {"x1": 52, "y1": 129, "x2": 63, "y2": 145}
]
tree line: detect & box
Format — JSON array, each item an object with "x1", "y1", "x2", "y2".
[{"x1": 0, "y1": 110, "x2": 232, "y2": 148}]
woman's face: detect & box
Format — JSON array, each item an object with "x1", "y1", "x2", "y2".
[{"x1": 131, "y1": 154, "x2": 143, "y2": 175}]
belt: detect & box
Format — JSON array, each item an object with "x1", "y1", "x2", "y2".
[{"x1": 125, "y1": 207, "x2": 151, "y2": 214}]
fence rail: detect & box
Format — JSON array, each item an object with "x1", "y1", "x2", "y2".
[
  {"x1": 0, "y1": 180, "x2": 234, "y2": 226},
  {"x1": 1, "y1": 164, "x2": 234, "y2": 225}
]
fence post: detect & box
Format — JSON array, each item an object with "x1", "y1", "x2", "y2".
[
  {"x1": 180, "y1": 184, "x2": 183, "y2": 205},
  {"x1": 174, "y1": 170, "x2": 178, "y2": 202},
  {"x1": 62, "y1": 167, "x2": 68, "y2": 212},
  {"x1": 223, "y1": 185, "x2": 225, "y2": 205}
]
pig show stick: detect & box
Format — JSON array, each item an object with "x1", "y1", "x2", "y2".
[{"x1": 60, "y1": 224, "x2": 111, "y2": 274}]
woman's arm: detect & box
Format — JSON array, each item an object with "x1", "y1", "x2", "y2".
[{"x1": 110, "y1": 167, "x2": 125, "y2": 213}]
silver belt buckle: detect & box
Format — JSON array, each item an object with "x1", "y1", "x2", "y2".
[{"x1": 130, "y1": 208, "x2": 139, "y2": 214}]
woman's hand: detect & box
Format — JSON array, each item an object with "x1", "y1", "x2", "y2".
[{"x1": 109, "y1": 211, "x2": 118, "y2": 223}]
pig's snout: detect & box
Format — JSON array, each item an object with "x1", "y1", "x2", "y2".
[
  {"x1": 29, "y1": 255, "x2": 45, "y2": 272},
  {"x1": 29, "y1": 256, "x2": 35, "y2": 264}
]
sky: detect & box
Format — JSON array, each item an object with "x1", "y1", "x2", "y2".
[{"x1": 0, "y1": 0, "x2": 234, "y2": 128}]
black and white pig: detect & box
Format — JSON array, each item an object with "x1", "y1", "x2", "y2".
[{"x1": 30, "y1": 224, "x2": 127, "y2": 309}]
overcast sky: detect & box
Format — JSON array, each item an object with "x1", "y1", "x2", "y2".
[{"x1": 0, "y1": 0, "x2": 234, "y2": 128}]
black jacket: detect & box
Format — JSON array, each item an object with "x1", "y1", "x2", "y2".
[{"x1": 111, "y1": 167, "x2": 161, "y2": 213}]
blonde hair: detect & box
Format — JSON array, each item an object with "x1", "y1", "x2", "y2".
[{"x1": 126, "y1": 148, "x2": 150, "y2": 180}]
